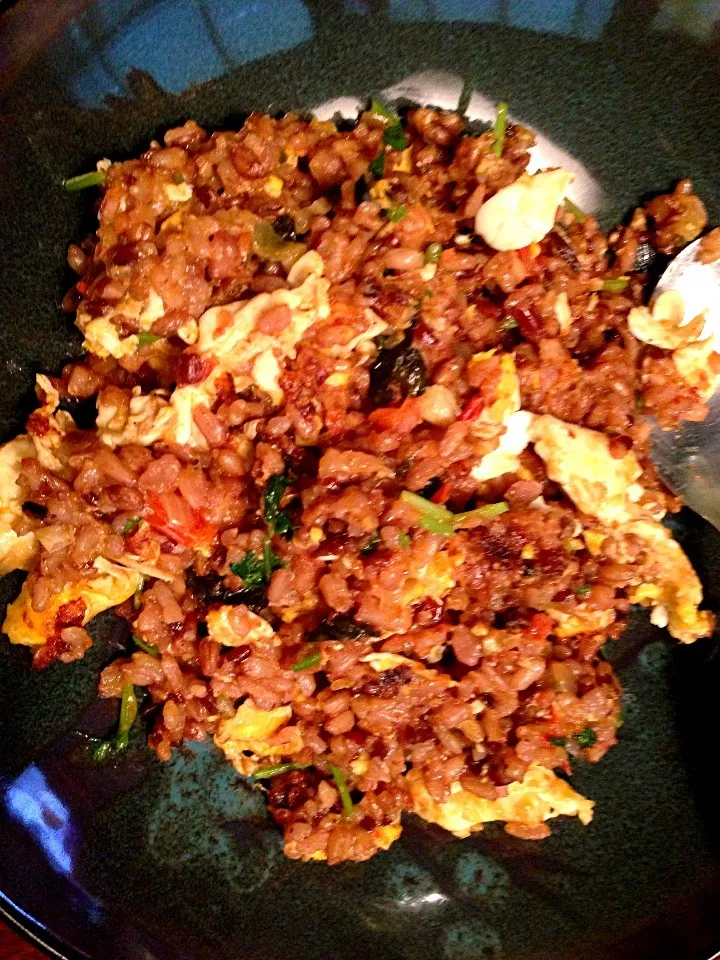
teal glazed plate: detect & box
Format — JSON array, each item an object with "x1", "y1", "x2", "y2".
[{"x1": 2, "y1": 2, "x2": 720, "y2": 958}]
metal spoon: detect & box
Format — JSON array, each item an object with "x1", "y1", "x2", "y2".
[{"x1": 650, "y1": 237, "x2": 720, "y2": 531}]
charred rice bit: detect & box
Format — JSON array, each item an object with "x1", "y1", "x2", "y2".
[{"x1": 0, "y1": 106, "x2": 715, "y2": 865}]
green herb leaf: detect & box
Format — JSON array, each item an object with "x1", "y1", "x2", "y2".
[
  {"x1": 398, "y1": 531, "x2": 411, "y2": 549},
  {"x1": 424, "y1": 242, "x2": 443, "y2": 264},
  {"x1": 387, "y1": 203, "x2": 407, "y2": 223},
  {"x1": 574, "y1": 583, "x2": 591, "y2": 598},
  {"x1": 292, "y1": 651, "x2": 321, "y2": 672},
  {"x1": 133, "y1": 636, "x2": 160, "y2": 658},
  {"x1": 123, "y1": 517, "x2": 141, "y2": 536},
  {"x1": 329, "y1": 763, "x2": 355, "y2": 816},
  {"x1": 360, "y1": 530, "x2": 381, "y2": 554},
  {"x1": 549, "y1": 737, "x2": 567, "y2": 747},
  {"x1": 252, "y1": 762, "x2": 310, "y2": 780},
  {"x1": 499, "y1": 316, "x2": 519, "y2": 331},
  {"x1": 491, "y1": 101, "x2": 509, "y2": 157},
  {"x1": 64, "y1": 169, "x2": 106, "y2": 191},
  {"x1": 230, "y1": 551, "x2": 265, "y2": 588},
  {"x1": 231, "y1": 541, "x2": 284, "y2": 588},
  {"x1": 308, "y1": 615, "x2": 379, "y2": 644},
  {"x1": 383, "y1": 123, "x2": 407, "y2": 151},
  {"x1": 574, "y1": 727, "x2": 598, "y2": 749},
  {"x1": 563, "y1": 198, "x2": 586, "y2": 223},
  {"x1": 369, "y1": 150, "x2": 386, "y2": 179},
  {"x1": 369, "y1": 98, "x2": 400, "y2": 126},
  {"x1": 601, "y1": 277, "x2": 630, "y2": 293},
  {"x1": 137, "y1": 331, "x2": 161, "y2": 346},
  {"x1": 263, "y1": 474, "x2": 295, "y2": 538}
]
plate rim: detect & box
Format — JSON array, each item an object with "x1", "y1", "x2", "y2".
[{"x1": 0, "y1": 889, "x2": 78, "y2": 960}]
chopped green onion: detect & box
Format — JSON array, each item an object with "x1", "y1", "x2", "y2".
[
  {"x1": 601, "y1": 277, "x2": 630, "y2": 293},
  {"x1": 292, "y1": 651, "x2": 321, "y2": 672},
  {"x1": 398, "y1": 531, "x2": 411, "y2": 549},
  {"x1": 133, "y1": 581, "x2": 144, "y2": 610},
  {"x1": 616, "y1": 709, "x2": 624, "y2": 729},
  {"x1": 115, "y1": 683, "x2": 138, "y2": 751},
  {"x1": 137, "y1": 332, "x2": 161, "y2": 346},
  {"x1": 252, "y1": 762, "x2": 310, "y2": 780},
  {"x1": 93, "y1": 682, "x2": 138, "y2": 761},
  {"x1": 92, "y1": 740, "x2": 113, "y2": 762},
  {"x1": 549, "y1": 736, "x2": 567, "y2": 747},
  {"x1": 123, "y1": 517, "x2": 141, "y2": 535},
  {"x1": 400, "y1": 490, "x2": 508, "y2": 535},
  {"x1": 329, "y1": 763, "x2": 354, "y2": 816},
  {"x1": 172, "y1": 172, "x2": 185, "y2": 184},
  {"x1": 574, "y1": 727, "x2": 597, "y2": 749},
  {"x1": 368, "y1": 150, "x2": 386, "y2": 179},
  {"x1": 491, "y1": 101, "x2": 508, "y2": 158},
  {"x1": 598, "y1": 642, "x2": 609, "y2": 661},
  {"x1": 424, "y1": 242, "x2": 443, "y2": 264},
  {"x1": 133, "y1": 636, "x2": 160, "y2": 658},
  {"x1": 400, "y1": 490, "x2": 455, "y2": 535},
  {"x1": 383, "y1": 124, "x2": 407, "y2": 151},
  {"x1": 64, "y1": 170, "x2": 106, "y2": 191},
  {"x1": 574, "y1": 583, "x2": 591, "y2": 598},
  {"x1": 387, "y1": 204, "x2": 407, "y2": 223},
  {"x1": 499, "y1": 316, "x2": 519, "y2": 331},
  {"x1": 452, "y1": 502, "x2": 510, "y2": 526},
  {"x1": 563, "y1": 198, "x2": 586, "y2": 223},
  {"x1": 369, "y1": 98, "x2": 400, "y2": 126}
]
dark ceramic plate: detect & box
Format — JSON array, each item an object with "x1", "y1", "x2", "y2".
[{"x1": 2, "y1": 2, "x2": 720, "y2": 958}]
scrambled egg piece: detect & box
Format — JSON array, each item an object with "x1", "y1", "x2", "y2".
[
  {"x1": 206, "y1": 604, "x2": 276, "y2": 647},
  {"x1": 475, "y1": 169, "x2": 574, "y2": 251},
  {"x1": 672, "y1": 334, "x2": 720, "y2": 400},
  {"x1": 78, "y1": 289, "x2": 168, "y2": 360},
  {"x1": 30, "y1": 375, "x2": 76, "y2": 473},
  {"x1": 471, "y1": 410, "x2": 533, "y2": 483},
  {"x1": 623, "y1": 519, "x2": 714, "y2": 643},
  {"x1": 193, "y1": 250, "x2": 329, "y2": 401},
  {"x1": 97, "y1": 388, "x2": 177, "y2": 449},
  {"x1": 2, "y1": 565, "x2": 141, "y2": 647},
  {"x1": 400, "y1": 549, "x2": 462, "y2": 606},
  {"x1": 529, "y1": 414, "x2": 650, "y2": 526},
  {"x1": 407, "y1": 764, "x2": 593, "y2": 839},
  {"x1": 628, "y1": 290, "x2": 705, "y2": 350},
  {"x1": 361, "y1": 652, "x2": 457, "y2": 689},
  {"x1": 539, "y1": 606, "x2": 615, "y2": 638},
  {"x1": 0, "y1": 436, "x2": 38, "y2": 576},
  {"x1": 464, "y1": 352, "x2": 534, "y2": 483},
  {"x1": 214, "y1": 699, "x2": 303, "y2": 776}
]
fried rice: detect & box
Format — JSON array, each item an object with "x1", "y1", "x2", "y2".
[{"x1": 1, "y1": 101, "x2": 718, "y2": 864}]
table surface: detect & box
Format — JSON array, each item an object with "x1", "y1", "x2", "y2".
[{"x1": 0, "y1": 920, "x2": 46, "y2": 960}]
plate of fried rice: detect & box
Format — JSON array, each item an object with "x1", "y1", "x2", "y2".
[{"x1": 2, "y1": 3, "x2": 720, "y2": 960}]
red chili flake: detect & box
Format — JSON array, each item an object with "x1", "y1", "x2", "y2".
[
  {"x1": 459, "y1": 394, "x2": 486, "y2": 421},
  {"x1": 526, "y1": 612, "x2": 554, "y2": 642},
  {"x1": 175, "y1": 351, "x2": 215, "y2": 385},
  {"x1": 430, "y1": 482, "x2": 452, "y2": 505}
]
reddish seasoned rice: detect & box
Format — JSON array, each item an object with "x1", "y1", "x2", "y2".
[{"x1": 1, "y1": 104, "x2": 716, "y2": 864}]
